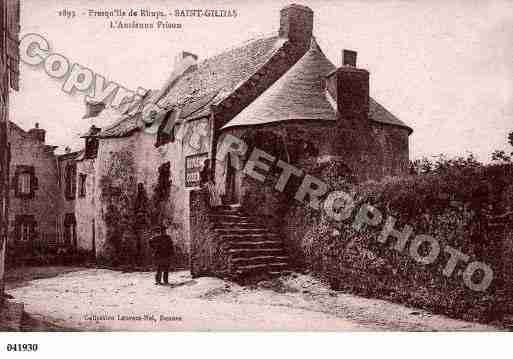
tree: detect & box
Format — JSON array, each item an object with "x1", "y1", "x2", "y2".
[{"x1": 491, "y1": 131, "x2": 513, "y2": 163}]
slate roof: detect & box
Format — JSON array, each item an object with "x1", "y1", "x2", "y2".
[
  {"x1": 57, "y1": 150, "x2": 83, "y2": 161},
  {"x1": 222, "y1": 39, "x2": 337, "y2": 129},
  {"x1": 222, "y1": 39, "x2": 411, "y2": 133},
  {"x1": 98, "y1": 32, "x2": 411, "y2": 138},
  {"x1": 98, "y1": 35, "x2": 286, "y2": 138}
]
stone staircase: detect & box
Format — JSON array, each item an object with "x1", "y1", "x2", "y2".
[{"x1": 211, "y1": 205, "x2": 290, "y2": 282}]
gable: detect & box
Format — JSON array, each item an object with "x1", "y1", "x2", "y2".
[{"x1": 98, "y1": 36, "x2": 288, "y2": 139}]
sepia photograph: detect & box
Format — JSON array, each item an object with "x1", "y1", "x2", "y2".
[{"x1": 0, "y1": 0, "x2": 512, "y2": 355}]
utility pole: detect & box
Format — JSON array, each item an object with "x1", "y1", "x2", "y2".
[{"x1": 0, "y1": 0, "x2": 20, "y2": 305}]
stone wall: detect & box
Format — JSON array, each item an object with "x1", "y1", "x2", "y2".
[
  {"x1": 75, "y1": 157, "x2": 96, "y2": 252},
  {"x1": 8, "y1": 124, "x2": 60, "y2": 247},
  {"x1": 215, "y1": 119, "x2": 409, "y2": 228},
  {"x1": 85, "y1": 116, "x2": 213, "y2": 264},
  {"x1": 189, "y1": 188, "x2": 228, "y2": 277},
  {"x1": 56, "y1": 154, "x2": 78, "y2": 248},
  {"x1": 282, "y1": 164, "x2": 513, "y2": 322}
]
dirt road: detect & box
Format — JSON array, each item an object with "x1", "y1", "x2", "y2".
[{"x1": 5, "y1": 268, "x2": 498, "y2": 331}]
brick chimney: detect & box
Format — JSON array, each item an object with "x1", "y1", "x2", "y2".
[
  {"x1": 83, "y1": 100, "x2": 106, "y2": 119},
  {"x1": 157, "y1": 51, "x2": 198, "y2": 100},
  {"x1": 174, "y1": 51, "x2": 198, "y2": 70},
  {"x1": 28, "y1": 123, "x2": 46, "y2": 142},
  {"x1": 326, "y1": 49, "x2": 369, "y2": 127},
  {"x1": 279, "y1": 4, "x2": 313, "y2": 49}
]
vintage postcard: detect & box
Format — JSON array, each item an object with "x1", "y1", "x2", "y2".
[{"x1": 0, "y1": 0, "x2": 512, "y2": 345}]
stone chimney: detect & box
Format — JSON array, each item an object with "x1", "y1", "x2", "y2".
[
  {"x1": 279, "y1": 4, "x2": 313, "y2": 49},
  {"x1": 157, "y1": 51, "x2": 198, "y2": 100},
  {"x1": 83, "y1": 100, "x2": 106, "y2": 119},
  {"x1": 28, "y1": 123, "x2": 46, "y2": 142},
  {"x1": 326, "y1": 49, "x2": 369, "y2": 126},
  {"x1": 174, "y1": 51, "x2": 198, "y2": 70}
]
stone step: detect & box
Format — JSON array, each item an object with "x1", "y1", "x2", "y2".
[
  {"x1": 228, "y1": 248, "x2": 285, "y2": 257},
  {"x1": 220, "y1": 233, "x2": 279, "y2": 243},
  {"x1": 210, "y1": 213, "x2": 252, "y2": 221},
  {"x1": 231, "y1": 255, "x2": 289, "y2": 267},
  {"x1": 215, "y1": 228, "x2": 268, "y2": 236},
  {"x1": 210, "y1": 207, "x2": 289, "y2": 282},
  {"x1": 217, "y1": 204, "x2": 242, "y2": 211},
  {"x1": 226, "y1": 240, "x2": 284, "y2": 250},
  {"x1": 268, "y1": 270, "x2": 293, "y2": 276},
  {"x1": 214, "y1": 221, "x2": 264, "y2": 229},
  {"x1": 234, "y1": 262, "x2": 289, "y2": 274}
]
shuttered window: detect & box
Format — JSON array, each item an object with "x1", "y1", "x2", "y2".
[
  {"x1": 13, "y1": 165, "x2": 38, "y2": 198},
  {"x1": 18, "y1": 172, "x2": 31, "y2": 195},
  {"x1": 15, "y1": 215, "x2": 37, "y2": 243},
  {"x1": 65, "y1": 164, "x2": 77, "y2": 200}
]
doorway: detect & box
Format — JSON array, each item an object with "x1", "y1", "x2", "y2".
[{"x1": 224, "y1": 153, "x2": 241, "y2": 205}]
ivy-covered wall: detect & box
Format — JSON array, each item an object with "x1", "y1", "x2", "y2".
[
  {"x1": 79, "y1": 116, "x2": 212, "y2": 267},
  {"x1": 284, "y1": 163, "x2": 513, "y2": 322}
]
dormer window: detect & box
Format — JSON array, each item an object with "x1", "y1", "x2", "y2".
[{"x1": 85, "y1": 137, "x2": 99, "y2": 159}]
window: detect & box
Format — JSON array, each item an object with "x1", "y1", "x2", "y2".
[
  {"x1": 20, "y1": 222, "x2": 31, "y2": 241},
  {"x1": 84, "y1": 137, "x2": 99, "y2": 159},
  {"x1": 84, "y1": 125, "x2": 101, "y2": 159},
  {"x1": 78, "y1": 173, "x2": 87, "y2": 197},
  {"x1": 155, "y1": 162, "x2": 171, "y2": 198},
  {"x1": 15, "y1": 215, "x2": 36, "y2": 242},
  {"x1": 13, "y1": 165, "x2": 37, "y2": 198},
  {"x1": 18, "y1": 172, "x2": 31, "y2": 195},
  {"x1": 65, "y1": 164, "x2": 76, "y2": 200}
]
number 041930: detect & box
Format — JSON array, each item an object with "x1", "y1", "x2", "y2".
[{"x1": 6, "y1": 344, "x2": 38, "y2": 352}]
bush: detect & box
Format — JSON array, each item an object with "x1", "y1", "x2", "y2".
[{"x1": 285, "y1": 158, "x2": 513, "y2": 322}]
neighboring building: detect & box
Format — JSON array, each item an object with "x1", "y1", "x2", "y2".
[
  {"x1": 8, "y1": 122, "x2": 59, "y2": 247},
  {"x1": 57, "y1": 147, "x2": 82, "y2": 250},
  {"x1": 1, "y1": 0, "x2": 21, "y2": 297},
  {"x1": 5, "y1": 122, "x2": 82, "y2": 256}
]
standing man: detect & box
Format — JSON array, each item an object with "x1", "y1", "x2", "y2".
[{"x1": 150, "y1": 225, "x2": 174, "y2": 285}]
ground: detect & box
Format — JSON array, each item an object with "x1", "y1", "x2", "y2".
[{"x1": 4, "y1": 267, "x2": 499, "y2": 331}]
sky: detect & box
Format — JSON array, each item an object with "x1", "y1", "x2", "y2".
[{"x1": 10, "y1": 0, "x2": 513, "y2": 161}]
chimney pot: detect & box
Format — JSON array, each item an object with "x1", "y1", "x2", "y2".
[
  {"x1": 325, "y1": 51, "x2": 369, "y2": 127},
  {"x1": 29, "y1": 124, "x2": 46, "y2": 142},
  {"x1": 174, "y1": 51, "x2": 198, "y2": 70},
  {"x1": 83, "y1": 100, "x2": 106, "y2": 119},
  {"x1": 342, "y1": 49, "x2": 357, "y2": 67}
]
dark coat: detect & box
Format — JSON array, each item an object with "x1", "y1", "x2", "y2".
[{"x1": 150, "y1": 234, "x2": 174, "y2": 264}]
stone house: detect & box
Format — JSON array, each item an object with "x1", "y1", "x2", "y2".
[
  {"x1": 6, "y1": 122, "x2": 83, "y2": 256},
  {"x1": 67, "y1": 4, "x2": 412, "y2": 279}
]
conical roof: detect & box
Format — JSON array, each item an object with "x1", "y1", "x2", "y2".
[
  {"x1": 222, "y1": 39, "x2": 412, "y2": 133},
  {"x1": 222, "y1": 39, "x2": 337, "y2": 129}
]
